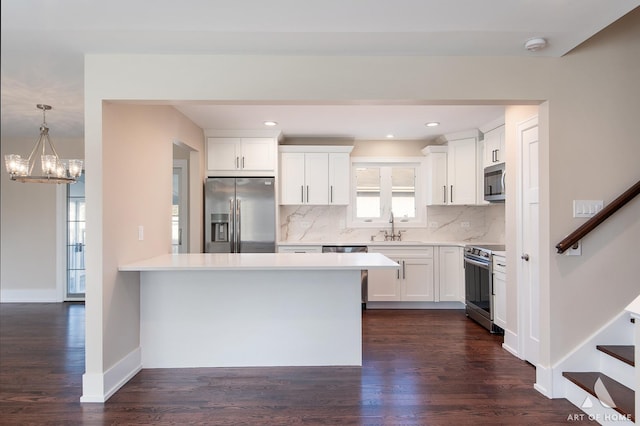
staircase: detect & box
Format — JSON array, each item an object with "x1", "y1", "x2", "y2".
[{"x1": 561, "y1": 317, "x2": 636, "y2": 425}]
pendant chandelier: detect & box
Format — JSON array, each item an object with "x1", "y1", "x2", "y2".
[{"x1": 4, "y1": 104, "x2": 83, "y2": 184}]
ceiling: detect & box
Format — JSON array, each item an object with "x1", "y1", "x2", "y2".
[{"x1": 1, "y1": 0, "x2": 638, "y2": 141}]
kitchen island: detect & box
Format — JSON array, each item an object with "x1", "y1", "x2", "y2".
[{"x1": 119, "y1": 252, "x2": 397, "y2": 368}]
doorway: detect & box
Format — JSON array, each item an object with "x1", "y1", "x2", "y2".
[{"x1": 172, "y1": 159, "x2": 189, "y2": 254}]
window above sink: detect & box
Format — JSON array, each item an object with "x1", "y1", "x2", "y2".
[{"x1": 348, "y1": 157, "x2": 425, "y2": 228}]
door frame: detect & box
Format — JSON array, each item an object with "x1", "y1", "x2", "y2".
[{"x1": 173, "y1": 159, "x2": 189, "y2": 253}]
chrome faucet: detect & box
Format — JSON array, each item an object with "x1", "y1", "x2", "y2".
[{"x1": 383, "y1": 211, "x2": 403, "y2": 241}]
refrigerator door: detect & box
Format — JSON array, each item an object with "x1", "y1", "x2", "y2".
[
  {"x1": 235, "y1": 177, "x2": 276, "y2": 253},
  {"x1": 204, "y1": 178, "x2": 235, "y2": 253}
]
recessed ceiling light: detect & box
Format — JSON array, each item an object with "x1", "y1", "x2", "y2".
[
  {"x1": 425, "y1": 122, "x2": 440, "y2": 127},
  {"x1": 386, "y1": 134, "x2": 395, "y2": 139},
  {"x1": 264, "y1": 121, "x2": 278, "y2": 126},
  {"x1": 524, "y1": 37, "x2": 547, "y2": 52}
]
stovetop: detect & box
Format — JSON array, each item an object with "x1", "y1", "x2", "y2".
[{"x1": 467, "y1": 244, "x2": 505, "y2": 252}]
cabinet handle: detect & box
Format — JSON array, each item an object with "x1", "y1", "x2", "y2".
[
  {"x1": 402, "y1": 260, "x2": 406, "y2": 280},
  {"x1": 397, "y1": 263, "x2": 400, "y2": 280},
  {"x1": 443, "y1": 185, "x2": 447, "y2": 204},
  {"x1": 301, "y1": 185, "x2": 304, "y2": 203},
  {"x1": 330, "y1": 186, "x2": 333, "y2": 203},
  {"x1": 306, "y1": 185, "x2": 309, "y2": 203},
  {"x1": 450, "y1": 185, "x2": 454, "y2": 204},
  {"x1": 242, "y1": 156, "x2": 245, "y2": 169},
  {"x1": 236, "y1": 156, "x2": 239, "y2": 169}
]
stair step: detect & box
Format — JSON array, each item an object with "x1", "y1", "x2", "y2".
[
  {"x1": 563, "y1": 372, "x2": 635, "y2": 422},
  {"x1": 597, "y1": 345, "x2": 635, "y2": 367}
]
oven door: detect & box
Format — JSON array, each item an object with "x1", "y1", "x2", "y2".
[{"x1": 464, "y1": 256, "x2": 493, "y2": 330}]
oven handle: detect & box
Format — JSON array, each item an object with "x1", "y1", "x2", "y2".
[{"x1": 463, "y1": 257, "x2": 490, "y2": 270}]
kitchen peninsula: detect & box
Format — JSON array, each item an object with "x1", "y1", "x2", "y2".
[{"x1": 120, "y1": 252, "x2": 398, "y2": 368}]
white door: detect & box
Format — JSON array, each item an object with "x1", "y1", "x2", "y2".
[{"x1": 518, "y1": 116, "x2": 540, "y2": 366}]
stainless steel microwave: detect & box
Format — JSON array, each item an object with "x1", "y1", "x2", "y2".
[{"x1": 484, "y1": 163, "x2": 506, "y2": 202}]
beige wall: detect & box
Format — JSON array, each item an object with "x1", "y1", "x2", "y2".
[
  {"x1": 1, "y1": 135, "x2": 83, "y2": 301},
  {"x1": 82, "y1": 8, "x2": 639, "y2": 399},
  {"x1": 86, "y1": 103, "x2": 203, "y2": 382}
]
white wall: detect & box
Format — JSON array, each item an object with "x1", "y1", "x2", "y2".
[{"x1": 82, "y1": 8, "x2": 640, "y2": 400}]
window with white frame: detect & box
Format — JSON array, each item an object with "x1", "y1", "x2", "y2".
[{"x1": 349, "y1": 160, "x2": 424, "y2": 227}]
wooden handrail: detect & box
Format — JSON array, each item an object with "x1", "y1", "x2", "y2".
[{"x1": 556, "y1": 179, "x2": 640, "y2": 254}]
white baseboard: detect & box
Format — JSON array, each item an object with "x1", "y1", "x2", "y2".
[
  {"x1": 366, "y1": 301, "x2": 465, "y2": 310},
  {"x1": 502, "y1": 328, "x2": 520, "y2": 358},
  {"x1": 535, "y1": 364, "x2": 553, "y2": 398},
  {"x1": 81, "y1": 347, "x2": 142, "y2": 403},
  {"x1": 1, "y1": 288, "x2": 62, "y2": 303}
]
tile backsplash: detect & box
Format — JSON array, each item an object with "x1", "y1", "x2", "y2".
[{"x1": 279, "y1": 204, "x2": 505, "y2": 244}]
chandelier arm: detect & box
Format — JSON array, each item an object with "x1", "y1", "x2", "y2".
[{"x1": 25, "y1": 134, "x2": 46, "y2": 176}]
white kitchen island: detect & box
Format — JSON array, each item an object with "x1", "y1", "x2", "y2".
[{"x1": 119, "y1": 252, "x2": 397, "y2": 369}]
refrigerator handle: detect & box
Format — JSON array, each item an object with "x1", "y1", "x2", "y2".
[
  {"x1": 236, "y1": 199, "x2": 242, "y2": 253},
  {"x1": 229, "y1": 199, "x2": 235, "y2": 253}
]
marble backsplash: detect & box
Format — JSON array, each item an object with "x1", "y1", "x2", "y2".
[{"x1": 279, "y1": 204, "x2": 505, "y2": 244}]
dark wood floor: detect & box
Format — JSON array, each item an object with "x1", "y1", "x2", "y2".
[{"x1": 0, "y1": 303, "x2": 589, "y2": 425}]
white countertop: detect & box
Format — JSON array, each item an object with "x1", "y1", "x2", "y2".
[{"x1": 119, "y1": 252, "x2": 399, "y2": 272}]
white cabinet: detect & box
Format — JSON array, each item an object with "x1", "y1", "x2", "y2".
[
  {"x1": 437, "y1": 246, "x2": 463, "y2": 302},
  {"x1": 492, "y1": 254, "x2": 507, "y2": 329},
  {"x1": 207, "y1": 137, "x2": 276, "y2": 175},
  {"x1": 367, "y1": 246, "x2": 434, "y2": 302},
  {"x1": 328, "y1": 153, "x2": 350, "y2": 204},
  {"x1": 423, "y1": 146, "x2": 448, "y2": 206},
  {"x1": 483, "y1": 125, "x2": 505, "y2": 168},
  {"x1": 422, "y1": 135, "x2": 478, "y2": 206},
  {"x1": 277, "y1": 245, "x2": 322, "y2": 253},
  {"x1": 279, "y1": 146, "x2": 352, "y2": 205},
  {"x1": 447, "y1": 137, "x2": 477, "y2": 205},
  {"x1": 280, "y1": 152, "x2": 328, "y2": 205}
]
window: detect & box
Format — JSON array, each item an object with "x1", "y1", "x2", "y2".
[
  {"x1": 67, "y1": 174, "x2": 85, "y2": 299},
  {"x1": 350, "y1": 160, "x2": 424, "y2": 227}
]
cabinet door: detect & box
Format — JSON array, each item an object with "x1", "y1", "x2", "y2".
[
  {"x1": 426, "y1": 151, "x2": 448, "y2": 205},
  {"x1": 328, "y1": 153, "x2": 350, "y2": 205},
  {"x1": 483, "y1": 126, "x2": 505, "y2": 167},
  {"x1": 438, "y1": 246, "x2": 463, "y2": 302},
  {"x1": 447, "y1": 138, "x2": 477, "y2": 205},
  {"x1": 280, "y1": 153, "x2": 306, "y2": 204},
  {"x1": 401, "y1": 256, "x2": 435, "y2": 302},
  {"x1": 240, "y1": 138, "x2": 275, "y2": 171},
  {"x1": 493, "y1": 271, "x2": 507, "y2": 329},
  {"x1": 207, "y1": 138, "x2": 239, "y2": 171},
  {"x1": 368, "y1": 265, "x2": 401, "y2": 301},
  {"x1": 304, "y1": 153, "x2": 329, "y2": 205}
]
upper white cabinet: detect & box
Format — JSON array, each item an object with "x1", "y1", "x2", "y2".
[
  {"x1": 207, "y1": 137, "x2": 276, "y2": 175},
  {"x1": 482, "y1": 125, "x2": 505, "y2": 168},
  {"x1": 447, "y1": 137, "x2": 477, "y2": 205},
  {"x1": 279, "y1": 146, "x2": 353, "y2": 205},
  {"x1": 423, "y1": 146, "x2": 448, "y2": 206},
  {"x1": 423, "y1": 132, "x2": 478, "y2": 206}
]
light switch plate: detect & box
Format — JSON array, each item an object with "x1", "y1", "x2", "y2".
[{"x1": 573, "y1": 200, "x2": 604, "y2": 218}]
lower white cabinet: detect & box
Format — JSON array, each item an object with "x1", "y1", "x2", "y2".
[
  {"x1": 492, "y1": 254, "x2": 507, "y2": 329},
  {"x1": 367, "y1": 247, "x2": 434, "y2": 302},
  {"x1": 437, "y1": 246, "x2": 464, "y2": 302},
  {"x1": 277, "y1": 245, "x2": 322, "y2": 253}
]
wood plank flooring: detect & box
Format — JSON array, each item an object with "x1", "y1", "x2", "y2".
[{"x1": 0, "y1": 303, "x2": 590, "y2": 425}]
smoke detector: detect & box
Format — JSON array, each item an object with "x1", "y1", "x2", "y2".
[{"x1": 524, "y1": 37, "x2": 547, "y2": 52}]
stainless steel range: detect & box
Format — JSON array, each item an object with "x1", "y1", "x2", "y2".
[{"x1": 464, "y1": 244, "x2": 505, "y2": 334}]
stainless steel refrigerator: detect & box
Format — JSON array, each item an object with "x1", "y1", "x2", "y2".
[{"x1": 205, "y1": 177, "x2": 276, "y2": 253}]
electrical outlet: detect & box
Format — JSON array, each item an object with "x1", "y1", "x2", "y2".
[
  {"x1": 461, "y1": 222, "x2": 470, "y2": 228},
  {"x1": 429, "y1": 221, "x2": 439, "y2": 228},
  {"x1": 138, "y1": 225, "x2": 144, "y2": 241}
]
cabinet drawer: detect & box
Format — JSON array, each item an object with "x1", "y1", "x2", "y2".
[
  {"x1": 277, "y1": 245, "x2": 322, "y2": 253},
  {"x1": 493, "y1": 255, "x2": 506, "y2": 273},
  {"x1": 368, "y1": 246, "x2": 434, "y2": 258}
]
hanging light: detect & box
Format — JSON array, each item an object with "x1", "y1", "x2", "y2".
[{"x1": 4, "y1": 104, "x2": 83, "y2": 184}]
